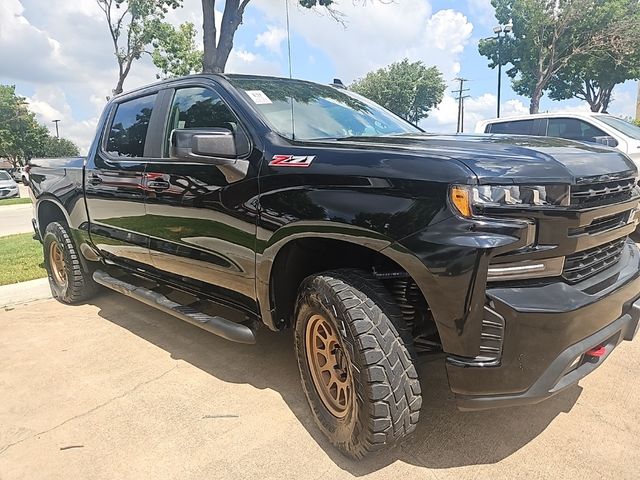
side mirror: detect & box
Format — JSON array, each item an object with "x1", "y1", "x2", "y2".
[
  {"x1": 594, "y1": 135, "x2": 619, "y2": 148},
  {"x1": 170, "y1": 128, "x2": 243, "y2": 161}
]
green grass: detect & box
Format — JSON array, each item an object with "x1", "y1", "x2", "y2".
[
  {"x1": 0, "y1": 233, "x2": 46, "y2": 286},
  {"x1": 0, "y1": 197, "x2": 31, "y2": 206}
]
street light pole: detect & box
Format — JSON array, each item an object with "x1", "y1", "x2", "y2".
[
  {"x1": 52, "y1": 119, "x2": 60, "y2": 139},
  {"x1": 493, "y1": 24, "x2": 512, "y2": 118},
  {"x1": 497, "y1": 35, "x2": 503, "y2": 118}
]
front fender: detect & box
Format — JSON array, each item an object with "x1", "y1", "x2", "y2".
[
  {"x1": 384, "y1": 214, "x2": 533, "y2": 357},
  {"x1": 256, "y1": 220, "x2": 395, "y2": 330}
]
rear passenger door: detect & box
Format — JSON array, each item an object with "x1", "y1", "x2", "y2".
[
  {"x1": 143, "y1": 84, "x2": 260, "y2": 312},
  {"x1": 85, "y1": 93, "x2": 159, "y2": 269},
  {"x1": 545, "y1": 118, "x2": 608, "y2": 144}
]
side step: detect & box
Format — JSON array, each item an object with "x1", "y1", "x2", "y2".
[{"x1": 93, "y1": 270, "x2": 256, "y2": 344}]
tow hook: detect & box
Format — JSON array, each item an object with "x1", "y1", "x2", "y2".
[{"x1": 585, "y1": 345, "x2": 606, "y2": 363}]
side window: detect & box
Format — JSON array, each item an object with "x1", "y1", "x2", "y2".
[
  {"x1": 166, "y1": 87, "x2": 239, "y2": 152},
  {"x1": 105, "y1": 94, "x2": 157, "y2": 158},
  {"x1": 488, "y1": 119, "x2": 534, "y2": 135},
  {"x1": 547, "y1": 118, "x2": 606, "y2": 143}
]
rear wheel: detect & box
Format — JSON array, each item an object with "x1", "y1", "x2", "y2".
[
  {"x1": 43, "y1": 222, "x2": 96, "y2": 304},
  {"x1": 294, "y1": 269, "x2": 421, "y2": 458}
]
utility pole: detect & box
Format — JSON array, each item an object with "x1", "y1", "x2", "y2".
[
  {"x1": 52, "y1": 119, "x2": 60, "y2": 139},
  {"x1": 453, "y1": 78, "x2": 470, "y2": 133},
  {"x1": 636, "y1": 81, "x2": 640, "y2": 121}
]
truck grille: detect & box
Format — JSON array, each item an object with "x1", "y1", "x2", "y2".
[
  {"x1": 562, "y1": 238, "x2": 627, "y2": 283},
  {"x1": 568, "y1": 211, "x2": 630, "y2": 236},
  {"x1": 571, "y1": 178, "x2": 636, "y2": 206}
]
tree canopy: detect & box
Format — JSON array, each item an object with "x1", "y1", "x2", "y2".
[
  {"x1": 350, "y1": 59, "x2": 446, "y2": 124},
  {"x1": 150, "y1": 22, "x2": 202, "y2": 78},
  {"x1": 479, "y1": 0, "x2": 640, "y2": 113},
  {"x1": 0, "y1": 85, "x2": 79, "y2": 167},
  {"x1": 96, "y1": 0, "x2": 183, "y2": 95},
  {"x1": 547, "y1": 0, "x2": 640, "y2": 112}
]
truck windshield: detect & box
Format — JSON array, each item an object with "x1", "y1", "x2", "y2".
[
  {"x1": 229, "y1": 77, "x2": 422, "y2": 141},
  {"x1": 596, "y1": 115, "x2": 640, "y2": 140}
]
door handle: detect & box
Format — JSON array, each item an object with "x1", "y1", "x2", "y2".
[
  {"x1": 87, "y1": 175, "x2": 103, "y2": 185},
  {"x1": 147, "y1": 180, "x2": 170, "y2": 191}
]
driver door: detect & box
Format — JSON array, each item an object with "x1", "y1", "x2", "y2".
[{"x1": 143, "y1": 84, "x2": 260, "y2": 312}]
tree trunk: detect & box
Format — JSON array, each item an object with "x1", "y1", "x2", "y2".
[
  {"x1": 214, "y1": 0, "x2": 244, "y2": 73},
  {"x1": 530, "y1": 85, "x2": 543, "y2": 114},
  {"x1": 113, "y1": 74, "x2": 125, "y2": 96},
  {"x1": 600, "y1": 88, "x2": 612, "y2": 114},
  {"x1": 201, "y1": 0, "x2": 246, "y2": 74},
  {"x1": 202, "y1": 0, "x2": 217, "y2": 73}
]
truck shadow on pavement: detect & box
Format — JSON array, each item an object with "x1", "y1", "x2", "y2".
[{"x1": 90, "y1": 291, "x2": 581, "y2": 476}]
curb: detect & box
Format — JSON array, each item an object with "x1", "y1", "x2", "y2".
[{"x1": 0, "y1": 277, "x2": 51, "y2": 310}]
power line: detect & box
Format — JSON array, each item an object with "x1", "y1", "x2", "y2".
[{"x1": 453, "y1": 78, "x2": 470, "y2": 134}]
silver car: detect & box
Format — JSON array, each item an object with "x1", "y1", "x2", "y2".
[{"x1": 0, "y1": 170, "x2": 20, "y2": 199}]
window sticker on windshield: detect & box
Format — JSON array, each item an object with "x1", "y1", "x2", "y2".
[{"x1": 245, "y1": 90, "x2": 272, "y2": 105}]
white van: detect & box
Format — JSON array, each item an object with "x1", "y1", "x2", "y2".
[{"x1": 476, "y1": 113, "x2": 640, "y2": 166}]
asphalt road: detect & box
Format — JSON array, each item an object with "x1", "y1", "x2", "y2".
[
  {"x1": 0, "y1": 184, "x2": 33, "y2": 237},
  {"x1": 0, "y1": 291, "x2": 638, "y2": 479}
]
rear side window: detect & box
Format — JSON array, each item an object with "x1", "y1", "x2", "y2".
[
  {"x1": 488, "y1": 119, "x2": 534, "y2": 135},
  {"x1": 547, "y1": 118, "x2": 606, "y2": 143},
  {"x1": 106, "y1": 94, "x2": 157, "y2": 158}
]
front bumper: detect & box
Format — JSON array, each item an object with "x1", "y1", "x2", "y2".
[{"x1": 449, "y1": 241, "x2": 640, "y2": 410}]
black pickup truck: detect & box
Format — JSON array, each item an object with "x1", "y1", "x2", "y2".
[{"x1": 28, "y1": 74, "x2": 640, "y2": 458}]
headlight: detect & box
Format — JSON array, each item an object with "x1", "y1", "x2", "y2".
[{"x1": 450, "y1": 184, "x2": 570, "y2": 218}]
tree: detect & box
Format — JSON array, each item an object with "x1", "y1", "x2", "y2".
[
  {"x1": 0, "y1": 85, "x2": 79, "y2": 166},
  {"x1": 479, "y1": 0, "x2": 640, "y2": 114},
  {"x1": 200, "y1": 0, "x2": 338, "y2": 74},
  {"x1": 547, "y1": 1, "x2": 640, "y2": 112},
  {"x1": 40, "y1": 137, "x2": 80, "y2": 158},
  {"x1": 96, "y1": 0, "x2": 182, "y2": 95},
  {"x1": 150, "y1": 22, "x2": 202, "y2": 78},
  {"x1": 350, "y1": 59, "x2": 446, "y2": 124},
  {"x1": 0, "y1": 85, "x2": 48, "y2": 167}
]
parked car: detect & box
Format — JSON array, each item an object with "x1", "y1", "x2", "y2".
[
  {"x1": 29, "y1": 74, "x2": 640, "y2": 458},
  {"x1": 476, "y1": 113, "x2": 640, "y2": 167},
  {"x1": 11, "y1": 167, "x2": 22, "y2": 182},
  {"x1": 0, "y1": 170, "x2": 19, "y2": 199}
]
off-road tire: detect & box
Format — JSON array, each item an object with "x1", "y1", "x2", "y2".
[
  {"x1": 43, "y1": 221, "x2": 96, "y2": 304},
  {"x1": 294, "y1": 269, "x2": 421, "y2": 458}
]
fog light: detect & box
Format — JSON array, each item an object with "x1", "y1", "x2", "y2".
[{"x1": 487, "y1": 257, "x2": 565, "y2": 281}]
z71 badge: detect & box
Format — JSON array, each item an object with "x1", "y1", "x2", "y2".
[{"x1": 269, "y1": 155, "x2": 315, "y2": 167}]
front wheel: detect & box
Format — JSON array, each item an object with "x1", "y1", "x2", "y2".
[
  {"x1": 294, "y1": 269, "x2": 421, "y2": 458},
  {"x1": 43, "y1": 221, "x2": 96, "y2": 304}
]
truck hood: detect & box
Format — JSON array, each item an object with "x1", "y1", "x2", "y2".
[{"x1": 336, "y1": 134, "x2": 637, "y2": 184}]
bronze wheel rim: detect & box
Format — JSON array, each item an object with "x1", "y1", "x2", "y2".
[
  {"x1": 49, "y1": 240, "x2": 67, "y2": 288},
  {"x1": 305, "y1": 314, "x2": 353, "y2": 418}
]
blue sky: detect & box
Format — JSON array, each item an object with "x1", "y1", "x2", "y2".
[{"x1": 1, "y1": 0, "x2": 638, "y2": 152}]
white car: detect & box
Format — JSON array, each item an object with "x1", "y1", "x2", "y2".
[
  {"x1": 0, "y1": 170, "x2": 20, "y2": 199},
  {"x1": 476, "y1": 112, "x2": 640, "y2": 167}
]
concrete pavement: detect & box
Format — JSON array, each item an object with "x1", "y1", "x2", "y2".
[
  {"x1": 0, "y1": 278, "x2": 51, "y2": 309},
  {"x1": 0, "y1": 184, "x2": 33, "y2": 236},
  {"x1": 0, "y1": 291, "x2": 638, "y2": 479}
]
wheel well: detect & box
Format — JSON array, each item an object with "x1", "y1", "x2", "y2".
[
  {"x1": 269, "y1": 238, "x2": 440, "y2": 352},
  {"x1": 37, "y1": 200, "x2": 68, "y2": 236}
]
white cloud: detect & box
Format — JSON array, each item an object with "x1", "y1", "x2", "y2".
[
  {"x1": 255, "y1": 26, "x2": 288, "y2": 55},
  {"x1": 254, "y1": 0, "x2": 473, "y2": 83},
  {"x1": 1, "y1": 0, "x2": 280, "y2": 154},
  {"x1": 422, "y1": 91, "x2": 528, "y2": 133},
  {"x1": 466, "y1": 0, "x2": 496, "y2": 28}
]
